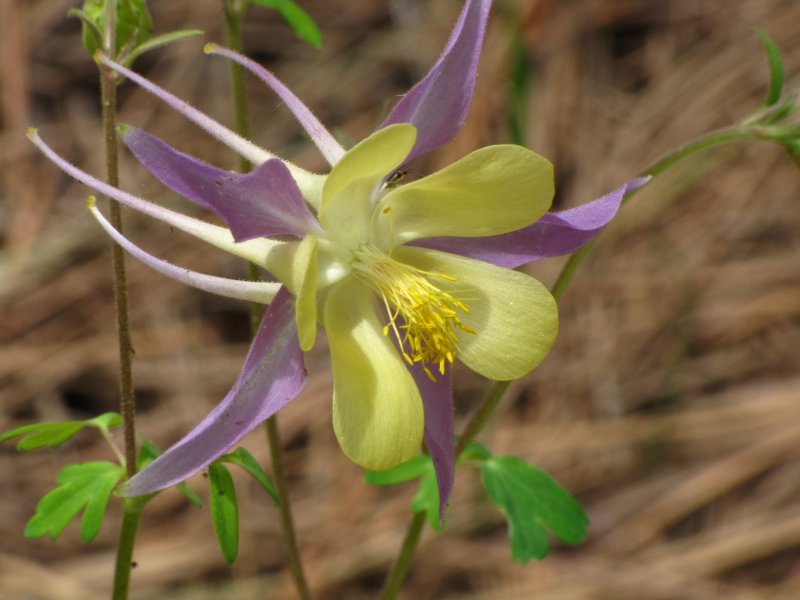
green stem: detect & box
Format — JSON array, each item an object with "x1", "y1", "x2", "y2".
[
  {"x1": 223, "y1": 0, "x2": 253, "y2": 174},
  {"x1": 642, "y1": 125, "x2": 755, "y2": 178},
  {"x1": 455, "y1": 381, "x2": 511, "y2": 457},
  {"x1": 222, "y1": 3, "x2": 310, "y2": 597},
  {"x1": 112, "y1": 497, "x2": 145, "y2": 600},
  {"x1": 379, "y1": 382, "x2": 511, "y2": 600},
  {"x1": 380, "y1": 121, "x2": 765, "y2": 598},
  {"x1": 266, "y1": 416, "x2": 312, "y2": 600},
  {"x1": 552, "y1": 124, "x2": 755, "y2": 299},
  {"x1": 379, "y1": 512, "x2": 426, "y2": 600}
]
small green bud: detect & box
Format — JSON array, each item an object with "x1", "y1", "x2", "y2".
[{"x1": 80, "y1": 0, "x2": 153, "y2": 58}]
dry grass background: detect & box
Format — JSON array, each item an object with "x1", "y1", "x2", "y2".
[{"x1": 2, "y1": 0, "x2": 800, "y2": 598}]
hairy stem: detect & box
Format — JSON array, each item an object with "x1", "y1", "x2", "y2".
[
  {"x1": 380, "y1": 121, "x2": 764, "y2": 598},
  {"x1": 222, "y1": 2, "x2": 311, "y2": 597},
  {"x1": 102, "y1": 4, "x2": 140, "y2": 600},
  {"x1": 101, "y1": 60, "x2": 138, "y2": 482},
  {"x1": 112, "y1": 497, "x2": 145, "y2": 600}
]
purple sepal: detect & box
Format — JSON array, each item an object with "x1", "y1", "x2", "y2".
[
  {"x1": 413, "y1": 177, "x2": 649, "y2": 268},
  {"x1": 409, "y1": 363, "x2": 455, "y2": 524},
  {"x1": 123, "y1": 126, "x2": 319, "y2": 241},
  {"x1": 380, "y1": 0, "x2": 491, "y2": 164},
  {"x1": 214, "y1": 160, "x2": 322, "y2": 242},
  {"x1": 121, "y1": 287, "x2": 306, "y2": 496}
]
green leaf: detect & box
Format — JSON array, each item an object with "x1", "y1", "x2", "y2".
[
  {"x1": 365, "y1": 456, "x2": 441, "y2": 531},
  {"x1": 209, "y1": 461, "x2": 239, "y2": 565},
  {"x1": 1, "y1": 412, "x2": 122, "y2": 452},
  {"x1": 763, "y1": 100, "x2": 798, "y2": 125},
  {"x1": 249, "y1": 0, "x2": 322, "y2": 49},
  {"x1": 68, "y1": 8, "x2": 103, "y2": 53},
  {"x1": 86, "y1": 412, "x2": 123, "y2": 432},
  {"x1": 25, "y1": 461, "x2": 123, "y2": 542},
  {"x1": 136, "y1": 438, "x2": 160, "y2": 468},
  {"x1": 219, "y1": 447, "x2": 280, "y2": 506},
  {"x1": 137, "y1": 439, "x2": 202, "y2": 507},
  {"x1": 410, "y1": 465, "x2": 441, "y2": 532},
  {"x1": 364, "y1": 455, "x2": 429, "y2": 486},
  {"x1": 757, "y1": 29, "x2": 784, "y2": 107},
  {"x1": 480, "y1": 456, "x2": 588, "y2": 563},
  {"x1": 177, "y1": 482, "x2": 204, "y2": 508},
  {"x1": 124, "y1": 29, "x2": 205, "y2": 66},
  {"x1": 458, "y1": 440, "x2": 492, "y2": 464},
  {"x1": 1, "y1": 422, "x2": 84, "y2": 451},
  {"x1": 504, "y1": 10, "x2": 532, "y2": 146}
]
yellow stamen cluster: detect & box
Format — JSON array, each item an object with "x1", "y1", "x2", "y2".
[{"x1": 352, "y1": 245, "x2": 475, "y2": 381}]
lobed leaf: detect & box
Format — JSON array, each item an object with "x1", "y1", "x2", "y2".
[
  {"x1": 480, "y1": 456, "x2": 588, "y2": 563},
  {"x1": 209, "y1": 461, "x2": 239, "y2": 565},
  {"x1": 25, "y1": 461, "x2": 123, "y2": 542}
]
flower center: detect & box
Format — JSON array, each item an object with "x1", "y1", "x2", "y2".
[{"x1": 351, "y1": 245, "x2": 474, "y2": 381}]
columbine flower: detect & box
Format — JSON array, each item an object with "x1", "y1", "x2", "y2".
[{"x1": 28, "y1": 0, "x2": 646, "y2": 515}]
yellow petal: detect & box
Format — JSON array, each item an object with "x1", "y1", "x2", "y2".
[
  {"x1": 266, "y1": 236, "x2": 318, "y2": 350},
  {"x1": 394, "y1": 246, "x2": 558, "y2": 380},
  {"x1": 376, "y1": 145, "x2": 553, "y2": 245},
  {"x1": 324, "y1": 277, "x2": 424, "y2": 470},
  {"x1": 294, "y1": 172, "x2": 325, "y2": 211},
  {"x1": 295, "y1": 238, "x2": 319, "y2": 351},
  {"x1": 318, "y1": 124, "x2": 416, "y2": 247}
]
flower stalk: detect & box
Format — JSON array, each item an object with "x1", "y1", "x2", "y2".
[
  {"x1": 266, "y1": 416, "x2": 312, "y2": 599},
  {"x1": 551, "y1": 123, "x2": 758, "y2": 299},
  {"x1": 379, "y1": 512, "x2": 426, "y2": 600}
]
